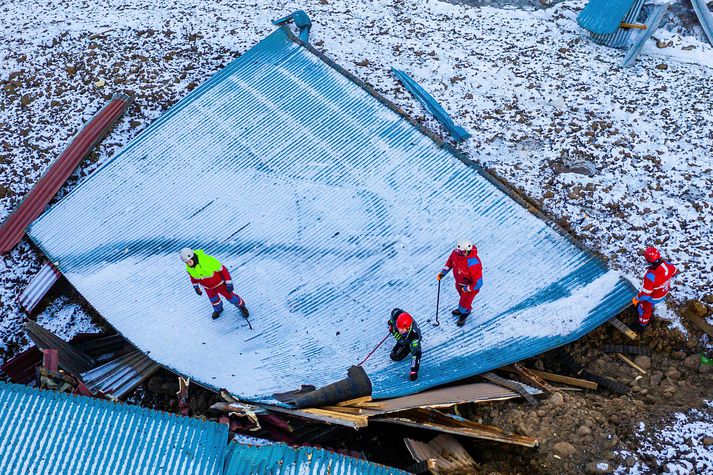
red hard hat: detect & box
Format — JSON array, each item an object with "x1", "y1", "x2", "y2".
[
  {"x1": 396, "y1": 312, "x2": 413, "y2": 331},
  {"x1": 643, "y1": 246, "x2": 661, "y2": 263}
]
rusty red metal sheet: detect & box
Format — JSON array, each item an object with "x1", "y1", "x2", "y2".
[{"x1": 0, "y1": 94, "x2": 133, "y2": 254}]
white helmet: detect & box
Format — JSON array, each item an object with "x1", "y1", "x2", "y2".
[
  {"x1": 456, "y1": 240, "x2": 473, "y2": 253},
  {"x1": 180, "y1": 247, "x2": 195, "y2": 263}
]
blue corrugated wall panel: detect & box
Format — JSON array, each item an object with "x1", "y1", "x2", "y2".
[
  {"x1": 0, "y1": 382, "x2": 226, "y2": 474},
  {"x1": 27, "y1": 27, "x2": 636, "y2": 404},
  {"x1": 224, "y1": 442, "x2": 409, "y2": 475},
  {"x1": 578, "y1": 0, "x2": 637, "y2": 35}
]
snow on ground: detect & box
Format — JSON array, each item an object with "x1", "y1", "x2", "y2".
[
  {"x1": 616, "y1": 401, "x2": 713, "y2": 474},
  {"x1": 1, "y1": 1, "x2": 711, "y2": 357}
]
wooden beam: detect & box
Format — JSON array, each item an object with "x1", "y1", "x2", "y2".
[
  {"x1": 334, "y1": 395, "x2": 372, "y2": 407},
  {"x1": 616, "y1": 353, "x2": 647, "y2": 374},
  {"x1": 608, "y1": 317, "x2": 638, "y2": 341},
  {"x1": 506, "y1": 364, "x2": 554, "y2": 392},
  {"x1": 685, "y1": 314, "x2": 713, "y2": 339},
  {"x1": 481, "y1": 372, "x2": 538, "y2": 406},
  {"x1": 319, "y1": 405, "x2": 381, "y2": 416},
  {"x1": 526, "y1": 369, "x2": 598, "y2": 390},
  {"x1": 377, "y1": 409, "x2": 538, "y2": 447},
  {"x1": 265, "y1": 405, "x2": 368, "y2": 428},
  {"x1": 620, "y1": 22, "x2": 647, "y2": 29}
]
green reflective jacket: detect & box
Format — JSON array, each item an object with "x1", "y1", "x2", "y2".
[{"x1": 185, "y1": 250, "x2": 222, "y2": 279}]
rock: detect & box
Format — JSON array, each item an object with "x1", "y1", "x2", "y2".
[
  {"x1": 634, "y1": 356, "x2": 651, "y2": 370},
  {"x1": 21, "y1": 94, "x2": 32, "y2": 106},
  {"x1": 625, "y1": 456, "x2": 636, "y2": 467},
  {"x1": 655, "y1": 63, "x2": 668, "y2": 70},
  {"x1": 94, "y1": 79, "x2": 106, "y2": 87},
  {"x1": 65, "y1": 65, "x2": 76, "y2": 75},
  {"x1": 700, "y1": 363, "x2": 713, "y2": 374},
  {"x1": 703, "y1": 294, "x2": 713, "y2": 304},
  {"x1": 355, "y1": 58, "x2": 370, "y2": 67},
  {"x1": 687, "y1": 300, "x2": 708, "y2": 318},
  {"x1": 585, "y1": 461, "x2": 613, "y2": 474},
  {"x1": 703, "y1": 437, "x2": 713, "y2": 447},
  {"x1": 552, "y1": 441, "x2": 576, "y2": 458},
  {"x1": 671, "y1": 351, "x2": 686, "y2": 360},
  {"x1": 577, "y1": 425, "x2": 592, "y2": 436},
  {"x1": 664, "y1": 369, "x2": 681, "y2": 381},
  {"x1": 130, "y1": 120, "x2": 141, "y2": 128},
  {"x1": 549, "y1": 392, "x2": 564, "y2": 406},
  {"x1": 684, "y1": 354, "x2": 701, "y2": 370}
]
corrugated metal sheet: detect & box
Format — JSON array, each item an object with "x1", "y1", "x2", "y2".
[
  {"x1": 17, "y1": 262, "x2": 61, "y2": 313},
  {"x1": 0, "y1": 381, "x2": 227, "y2": 474},
  {"x1": 620, "y1": 4, "x2": 669, "y2": 67},
  {"x1": 692, "y1": 0, "x2": 713, "y2": 46},
  {"x1": 577, "y1": 0, "x2": 637, "y2": 35},
  {"x1": 27, "y1": 26, "x2": 636, "y2": 404},
  {"x1": 25, "y1": 320, "x2": 96, "y2": 375},
  {"x1": 590, "y1": 0, "x2": 645, "y2": 48},
  {"x1": 223, "y1": 442, "x2": 409, "y2": 475},
  {"x1": 80, "y1": 349, "x2": 160, "y2": 399},
  {"x1": 0, "y1": 94, "x2": 132, "y2": 254}
]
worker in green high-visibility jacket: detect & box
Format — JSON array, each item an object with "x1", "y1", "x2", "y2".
[{"x1": 180, "y1": 248, "x2": 249, "y2": 320}]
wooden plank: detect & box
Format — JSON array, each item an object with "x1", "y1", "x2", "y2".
[
  {"x1": 616, "y1": 353, "x2": 647, "y2": 374},
  {"x1": 377, "y1": 409, "x2": 538, "y2": 448},
  {"x1": 334, "y1": 395, "x2": 372, "y2": 407},
  {"x1": 620, "y1": 22, "x2": 647, "y2": 29},
  {"x1": 526, "y1": 369, "x2": 598, "y2": 390},
  {"x1": 608, "y1": 317, "x2": 638, "y2": 341},
  {"x1": 264, "y1": 405, "x2": 368, "y2": 428},
  {"x1": 319, "y1": 405, "x2": 381, "y2": 416},
  {"x1": 359, "y1": 402, "x2": 385, "y2": 409},
  {"x1": 481, "y1": 372, "x2": 538, "y2": 406}
]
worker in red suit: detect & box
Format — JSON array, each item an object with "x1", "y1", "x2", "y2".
[
  {"x1": 437, "y1": 240, "x2": 483, "y2": 327},
  {"x1": 181, "y1": 248, "x2": 249, "y2": 320},
  {"x1": 632, "y1": 246, "x2": 677, "y2": 332}
]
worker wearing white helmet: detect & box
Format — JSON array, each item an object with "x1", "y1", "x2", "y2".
[{"x1": 437, "y1": 240, "x2": 483, "y2": 327}]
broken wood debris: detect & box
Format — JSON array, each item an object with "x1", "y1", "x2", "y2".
[
  {"x1": 481, "y1": 372, "x2": 539, "y2": 406},
  {"x1": 684, "y1": 313, "x2": 713, "y2": 339},
  {"x1": 503, "y1": 363, "x2": 554, "y2": 392},
  {"x1": 615, "y1": 353, "x2": 647, "y2": 374},
  {"x1": 608, "y1": 317, "x2": 638, "y2": 340},
  {"x1": 377, "y1": 408, "x2": 538, "y2": 447},
  {"x1": 404, "y1": 434, "x2": 477, "y2": 475},
  {"x1": 525, "y1": 369, "x2": 598, "y2": 390},
  {"x1": 602, "y1": 344, "x2": 652, "y2": 357}
]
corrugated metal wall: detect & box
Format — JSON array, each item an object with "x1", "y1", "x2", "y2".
[
  {"x1": 28, "y1": 27, "x2": 636, "y2": 404},
  {"x1": 577, "y1": 0, "x2": 637, "y2": 35},
  {"x1": 224, "y1": 442, "x2": 409, "y2": 475},
  {"x1": 0, "y1": 382, "x2": 226, "y2": 474}
]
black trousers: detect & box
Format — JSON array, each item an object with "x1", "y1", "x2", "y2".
[{"x1": 390, "y1": 343, "x2": 410, "y2": 361}]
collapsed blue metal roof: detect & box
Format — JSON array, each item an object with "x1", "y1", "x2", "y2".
[
  {"x1": 578, "y1": 0, "x2": 637, "y2": 35},
  {"x1": 224, "y1": 442, "x2": 408, "y2": 475},
  {"x1": 0, "y1": 382, "x2": 226, "y2": 474},
  {"x1": 28, "y1": 26, "x2": 636, "y2": 404}
]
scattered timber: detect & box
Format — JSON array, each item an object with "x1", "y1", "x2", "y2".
[
  {"x1": 616, "y1": 353, "x2": 647, "y2": 374},
  {"x1": 481, "y1": 372, "x2": 539, "y2": 406},
  {"x1": 404, "y1": 434, "x2": 477, "y2": 474},
  {"x1": 526, "y1": 369, "x2": 598, "y2": 390},
  {"x1": 608, "y1": 317, "x2": 638, "y2": 341}
]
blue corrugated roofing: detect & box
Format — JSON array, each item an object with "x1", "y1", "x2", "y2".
[
  {"x1": 224, "y1": 442, "x2": 409, "y2": 475},
  {"x1": 578, "y1": 0, "x2": 637, "y2": 35},
  {"x1": 27, "y1": 26, "x2": 636, "y2": 404},
  {"x1": 692, "y1": 0, "x2": 713, "y2": 46},
  {"x1": 0, "y1": 381, "x2": 227, "y2": 474}
]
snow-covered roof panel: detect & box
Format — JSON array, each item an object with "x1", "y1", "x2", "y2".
[
  {"x1": 28, "y1": 26, "x2": 636, "y2": 404},
  {"x1": 0, "y1": 382, "x2": 226, "y2": 474}
]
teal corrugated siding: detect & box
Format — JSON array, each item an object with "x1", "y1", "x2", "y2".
[
  {"x1": 27, "y1": 27, "x2": 636, "y2": 404},
  {"x1": 224, "y1": 442, "x2": 409, "y2": 475},
  {"x1": 0, "y1": 382, "x2": 227, "y2": 474},
  {"x1": 578, "y1": 0, "x2": 637, "y2": 35}
]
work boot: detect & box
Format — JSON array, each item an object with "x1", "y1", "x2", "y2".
[
  {"x1": 212, "y1": 308, "x2": 223, "y2": 320},
  {"x1": 456, "y1": 313, "x2": 470, "y2": 327},
  {"x1": 238, "y1": 304, "x2": 250, "y2": 319},
  {"x1": 451, "y1": 308, "x2": 462, "y2": 316},
  {"x1": 633, "y1": 322, "x2": 648, "y2": 334}
]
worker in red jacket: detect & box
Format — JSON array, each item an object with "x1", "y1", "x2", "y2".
[
  {"x1": 437, "y1": 240, "x2": 483, "y2": 327},
  {"x1": 632, "y1": 246, "x2": 677, "y2": 332},
  {"x1": 181, "y1": 248, "x2": 249, "y2": 320}
]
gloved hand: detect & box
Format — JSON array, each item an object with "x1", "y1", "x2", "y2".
[
  {"x1": 225, "y1": 281, "x2": 234, "y2": 293},
  {"x1": 409, "y1": 370, "x2": 418, "y2": 381},
  {"x1": 631, "y1": 297, "x2": 639, "y2": 306},
  {"x1": 437, "y1": 273, "x2": 444, "y2": 281},
  {"x1": 194, "y1": 285, "x2": 202, "y2": 296},
  {"x1": 388, "y1": 321, "x2": 394, "y2": 334}
]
